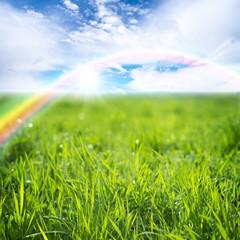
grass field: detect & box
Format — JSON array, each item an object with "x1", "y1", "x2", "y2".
[{"x1": 0, "y1": 94, "x2": 240, "y2": 239}]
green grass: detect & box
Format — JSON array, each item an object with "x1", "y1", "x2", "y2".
[{"x1": 0, "y1": 94, "x2": 240, "y2": 239}]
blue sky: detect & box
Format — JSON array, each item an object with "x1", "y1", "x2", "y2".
[{"x1": 1, "y1": 0, "x2": 240, "y2": 92}]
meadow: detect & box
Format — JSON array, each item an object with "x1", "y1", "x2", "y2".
[{"x1": 0, "y1": 94, "x2": 240, "y2": 239}]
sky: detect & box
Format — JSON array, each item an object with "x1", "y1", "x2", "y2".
[{"x1": 1, "y1": 0, "x2": 240, "y2": 93}]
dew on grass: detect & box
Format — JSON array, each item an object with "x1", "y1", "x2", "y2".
[
  {"x1": 135, "y1": 139, "x2": 139, "y2": 144},
  {"x1": 133, "y1": 180, "x2": 136, "y2": 184},
  {"x1": 59, "y1": 144, "x2": 63, "y2": 148},
  {"x1": 26, "y1": 180, "x2": 31, "y2": 184}
]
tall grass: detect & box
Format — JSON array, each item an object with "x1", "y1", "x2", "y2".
[{"x1": 0, "y1": 94, "x2": 240, "y2": 239}]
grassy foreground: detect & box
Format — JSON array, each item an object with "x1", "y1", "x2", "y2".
[{"x1": 0, "y1": 94, "x2": 240, "y2": 239}]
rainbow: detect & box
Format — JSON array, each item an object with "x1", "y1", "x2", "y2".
[
  {"x1": 1, "y1": 49, "x2": 240, "y2": 145},
  {"x1": 0, "y1": 93, "x2": 55, "y2": 145}
]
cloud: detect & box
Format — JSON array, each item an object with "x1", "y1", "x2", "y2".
[
  {"x1": 1, "y1": 69, "x2": 46, "y2": 92},
  {"x1": 26, "y1": 10, "x2": 44, "y2": 19},
  {"x1": 1, "y1": 0, "x2": 240, "y2": 93},
  {"x1": 0, "y1": 3, "x2": 67, "y2": 91},
  {"x1": 62, "y1": 0, "x2": 79, "y2": 15},
  {"x1": 55, "y1": 49, "x2": 240, "y2": 93},
  {"x1": 63, "y1": 0, "x2": 79, "y2": 11},
  {"x1": 145, "y1": 0, "x2": 240, "y2": 63},
  {"x1": 65, "y1": 0, "x2": 150, "y2": 55},
  {"x1": 128, "y1": 64, "x2": 240, "y2": 92}
]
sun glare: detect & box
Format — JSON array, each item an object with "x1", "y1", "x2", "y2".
[{"x1": 76, "y1": 66, "x2": 99, "y2": 93}]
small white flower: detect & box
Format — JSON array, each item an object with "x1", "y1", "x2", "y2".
[
  {"x1": 29, "y1": 123, "x2": 33, "y2": 128},
  {"x1": 135, "y1": 139, "x2": 139, "y2": 144},
  {"x1": 17, "y1": 118, "x2": 22, "y2": 123}
]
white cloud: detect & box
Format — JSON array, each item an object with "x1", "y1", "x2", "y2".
[
  {"x1": 0, "y1": 3, "x2": 67, "y2": 91},
  {"x1": 96, "y1": 0, "x2": 119, "y2": 4},
  {"x1": 55, "y1": 49, "x2": 240, "y2": 94},
  {"x1": 65, "y1": 0, "x2": 149, "y2": 55},
  {"x1": 1, "y1": 0, "x2": 240, "y2": 93},
  {"x1": 0, "y1": 69, "x2": 45, "y2": 92},
  {"x1": 128, "y1": 64, "x2": 240, "y2": 92},
  {"x1": 63, "y1": 0, "x2": 79, "y2": 11},
  {"x1": 145, "y1": 0, "x2": 240, "y2": 63},
  {"x1": 129, "y1": 18, "x2": 138, "y2": 24},
  {"x1": 26, "y1": 10, "x2": 44, "y2": 19}
]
